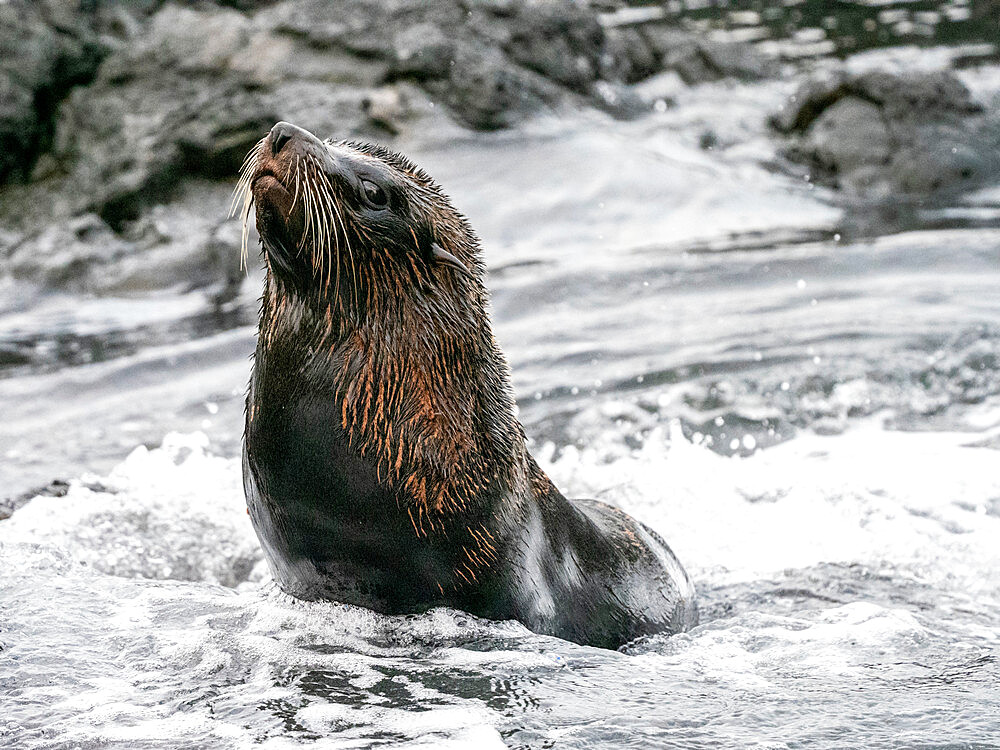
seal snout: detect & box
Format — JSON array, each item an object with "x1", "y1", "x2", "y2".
[
  {"x1": 267, "y1": 121, "x2": 316, "y2": 157},
  {"x1": 269, "y1": 121, "x2": 296, "y2": 156}
]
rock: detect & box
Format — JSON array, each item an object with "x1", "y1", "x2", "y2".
[
  {"x1": 0, "y1": 1, "x2": 106, "y2": 184},
  {"x1": 602, "y1": 26, "x2": 660, "y2": 84},
  {"x1": 1, "y1": 184, "x2": 244, "y2": 296},
  {"x1": 361, "y1": 85, "x2": 420, "y2": 135},
  {"x1": 423, "y1": 43, "x2": 556, "y2": 130},
  {"x1": 773, "y1": 69, "x2": 1000, "y2": 197},
  {"x1": 0, "y1": 0, "x2": 785, "y2": 297},
  {"x1": 792, "y1": 97, "x2": 893, "y2": 187},
  {"x1": 30, "y1": 4, "x2": 274, "y2": 228},
  {"x1": 103, "y1": 183, "x2": 246, "y2": 295},
  {"x1": 639, "y1": 25, "x2": 777, "y2": 84},
  {"x1": 3, "y1": 214, "x2": 133, "y2": 291},
  {"x1": 391, "y1": 23, "x2": 456, "y2": 81},
  {"x1": 504, "y1": 0, "x2": 605, "y2": 93}
]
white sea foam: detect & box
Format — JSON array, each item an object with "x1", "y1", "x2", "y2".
[
  {"x1": 3, "y1": 421, "x2": 999, "y2": 749},
  {"x1": 538, "y1": 417, "x2": 1000, "y2": 598},
  {"x1": 3, "y1": 432, "x2": 261, "y2": 587}
]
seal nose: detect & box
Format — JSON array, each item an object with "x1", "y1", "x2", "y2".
[{"x1": 270, "y1": 122, "x2": 295, "y2": 155}]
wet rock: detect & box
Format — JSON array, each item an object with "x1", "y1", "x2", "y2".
[
  {"x1": 2, "y1": 184, "x2": 243, "y2": 296},
  {"x1": 361, "y1": 84, "x2": 423, "y2": 135},
  {"x1": 773, "y1": 70, "x2": 1000, "y2": 197},
  {"x1": 602, "y1": 27, "x2": 660, "y2": 84},
  {"x1": 639, "y1": 25, "x2": 777, "y2": 84},
  {"x1": 101, "y1": 183, "x2": 246, "y2": 295},
  {"x1": 422, "y1": 43, "x2": 558, "y2": 130},
  {"x1": 0, "y1": 1, "x2": 106, "y2": 184},
  {"x1": 391, "y1": 23, "x2": 456, "y2": 81},
  {"x1": 48, "y1": 4, "x2": 278, "y2": 228},
  {"x1": 0, "y1": 0, "x2": 782, "y2": 295},
  {"x1": 797, "y1": 98, "x2": 893, "y2": 186},
  {"x1": 504, "y1": 0, "x2": 605, "y2": 93},
  {"x1": 4, "y1": 214, "x2": 133, "y2": 291}
]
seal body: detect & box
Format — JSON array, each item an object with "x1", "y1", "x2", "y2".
[{"x1": 239, "y1": 121, "x2": 696, "y2": 649}]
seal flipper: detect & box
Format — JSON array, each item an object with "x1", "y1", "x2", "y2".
[
  {"x1": 503, "y1": 481, "x2": 697, "y2": 649},
  {"x1": 573, "y1": 499, "x2": 698, "y2": 637}
]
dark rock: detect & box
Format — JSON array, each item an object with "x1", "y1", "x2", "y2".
[
  {"x1": 602, "y1": 27, "x2": 660, "y2": 84},
  {"x1": 790, "y1": 97, "x2": 893, "y2": 187},
  {"x1": 772, "y1": 70, "x2": 981, "y2": 133},
  {"x1": 639, "y1": 25, "x2": 777, "y2": 84},
  {"x1": 504, "y1": 0, "x2": 605, "y2": 93},
  {"x1": 0, "y1": 1, "x2": 106, "y2": 185},
  {"x1": 0, "y1": 0, "x2": 784, "y2": 296},
  {"x1": 4, "y1": 213, "x2": 132, "y2": 291},
  {"x1": 423, "y1": 43, "x2": 556, "y2": 130},
  {"x1": 774, "y1": 70, "x2": 1000, "y2": 197},
  {"x1": 46, "y1": 4, "x2": 278, "y2": 227}
]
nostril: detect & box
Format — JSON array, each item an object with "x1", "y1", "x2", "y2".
[{"x1": 270, "y1": 122, "x2": 293, "y2": 155}]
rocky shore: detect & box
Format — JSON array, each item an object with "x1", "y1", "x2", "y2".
[{"x1": 1, "y1": 0, "x2": 998, "y2": 300}]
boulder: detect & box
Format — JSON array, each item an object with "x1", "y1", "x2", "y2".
[
  {"x1": 639, "y1": 25, "x2": 777, "y2": 85},
  {"x1": 503, "y1": 0, "x2": 605, "y2": 94},
  {"x1": 0, "y1": 1, "x2": 105, "y2": 184},
  {"x1": 773, "y1": 70, "x2": 1000, "y2": 197},
  {"x1": 3, "y1": 214, "x2": 133, "y2": 292}
]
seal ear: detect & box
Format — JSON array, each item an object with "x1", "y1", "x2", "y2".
[{"x1": 431, "y1": 242, "x2": 471, "y2": 276}]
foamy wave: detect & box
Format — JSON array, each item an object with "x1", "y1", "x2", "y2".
[
  {"x1": 538, "y1": 418, "x2": 1000, "y2": 595},
  {"x1": 3, "y1": 432, "x2": 261, "y2": 587}
]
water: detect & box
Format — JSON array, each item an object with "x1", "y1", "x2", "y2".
[{"x1": 2, "y1": 32, "x2": 1000, "y2": 750}]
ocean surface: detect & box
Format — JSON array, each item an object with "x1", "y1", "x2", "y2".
[{"x1": 2, "y1": 14, "x2": 1000, "y2": 750}]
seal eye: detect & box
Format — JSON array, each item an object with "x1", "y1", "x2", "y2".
[{"x1": 360, "y1": 179, "x2": 388, "y2": 209}]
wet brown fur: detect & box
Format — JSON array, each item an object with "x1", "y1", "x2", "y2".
[
  {"x1": 238, "y1": 123, "x2": 696, "y2": 646},
  {"x1": 237, "y1": 131, "x2": 534, "y2": 594}
]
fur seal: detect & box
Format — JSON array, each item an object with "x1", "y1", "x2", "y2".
[{"x1": 236, "y1": 121, "x2": 697, "y2": 649}]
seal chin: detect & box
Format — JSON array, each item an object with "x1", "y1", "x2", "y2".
[
  {"x1": 252, "y1": 172, "x2": 303, "y2": 254},
  {"x1": 252, "y1": 172, "x2": 292, "y2": 215}
]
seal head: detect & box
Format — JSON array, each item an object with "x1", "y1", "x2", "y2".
[{"x1": 237, "y1": 121, "x2": 697, "y2": 649}]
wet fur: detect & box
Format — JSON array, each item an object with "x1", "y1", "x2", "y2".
[{"x1": 238, "y1": 123, "x2": 696, "y2": 649}]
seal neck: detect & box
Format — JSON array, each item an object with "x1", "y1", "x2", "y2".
[{"x1": 257, "y1": 270, "x2": 530, "y2": 525}]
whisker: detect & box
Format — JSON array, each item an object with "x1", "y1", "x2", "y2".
[
  {"x1": 239, "y1": 190, "x2": 252, "y2": 271},
  {"x1": 313, "y1": 169, "x2": 331, "y2": 288},
  {"x1": 229, "y1": 138, "x2": 266, "y2": 274},
  {"x1": 229, "y1": 139, "x2": 263, "y2": 216},
  {"x1": 312, "y1": 165, "x2": 338, "y2": 292},
  {"x1": 340, "y1": 204, "x2": 358, "y2": 308},
  {"x1": 305, "y1": 169, "x2": 322, "y2": 283},
  {"x1": 305, "y1": 171, "x2": 324, "y2": 280},
  {"x1": 290, "y1": 157, "x2": 303, "y2": 215}
]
